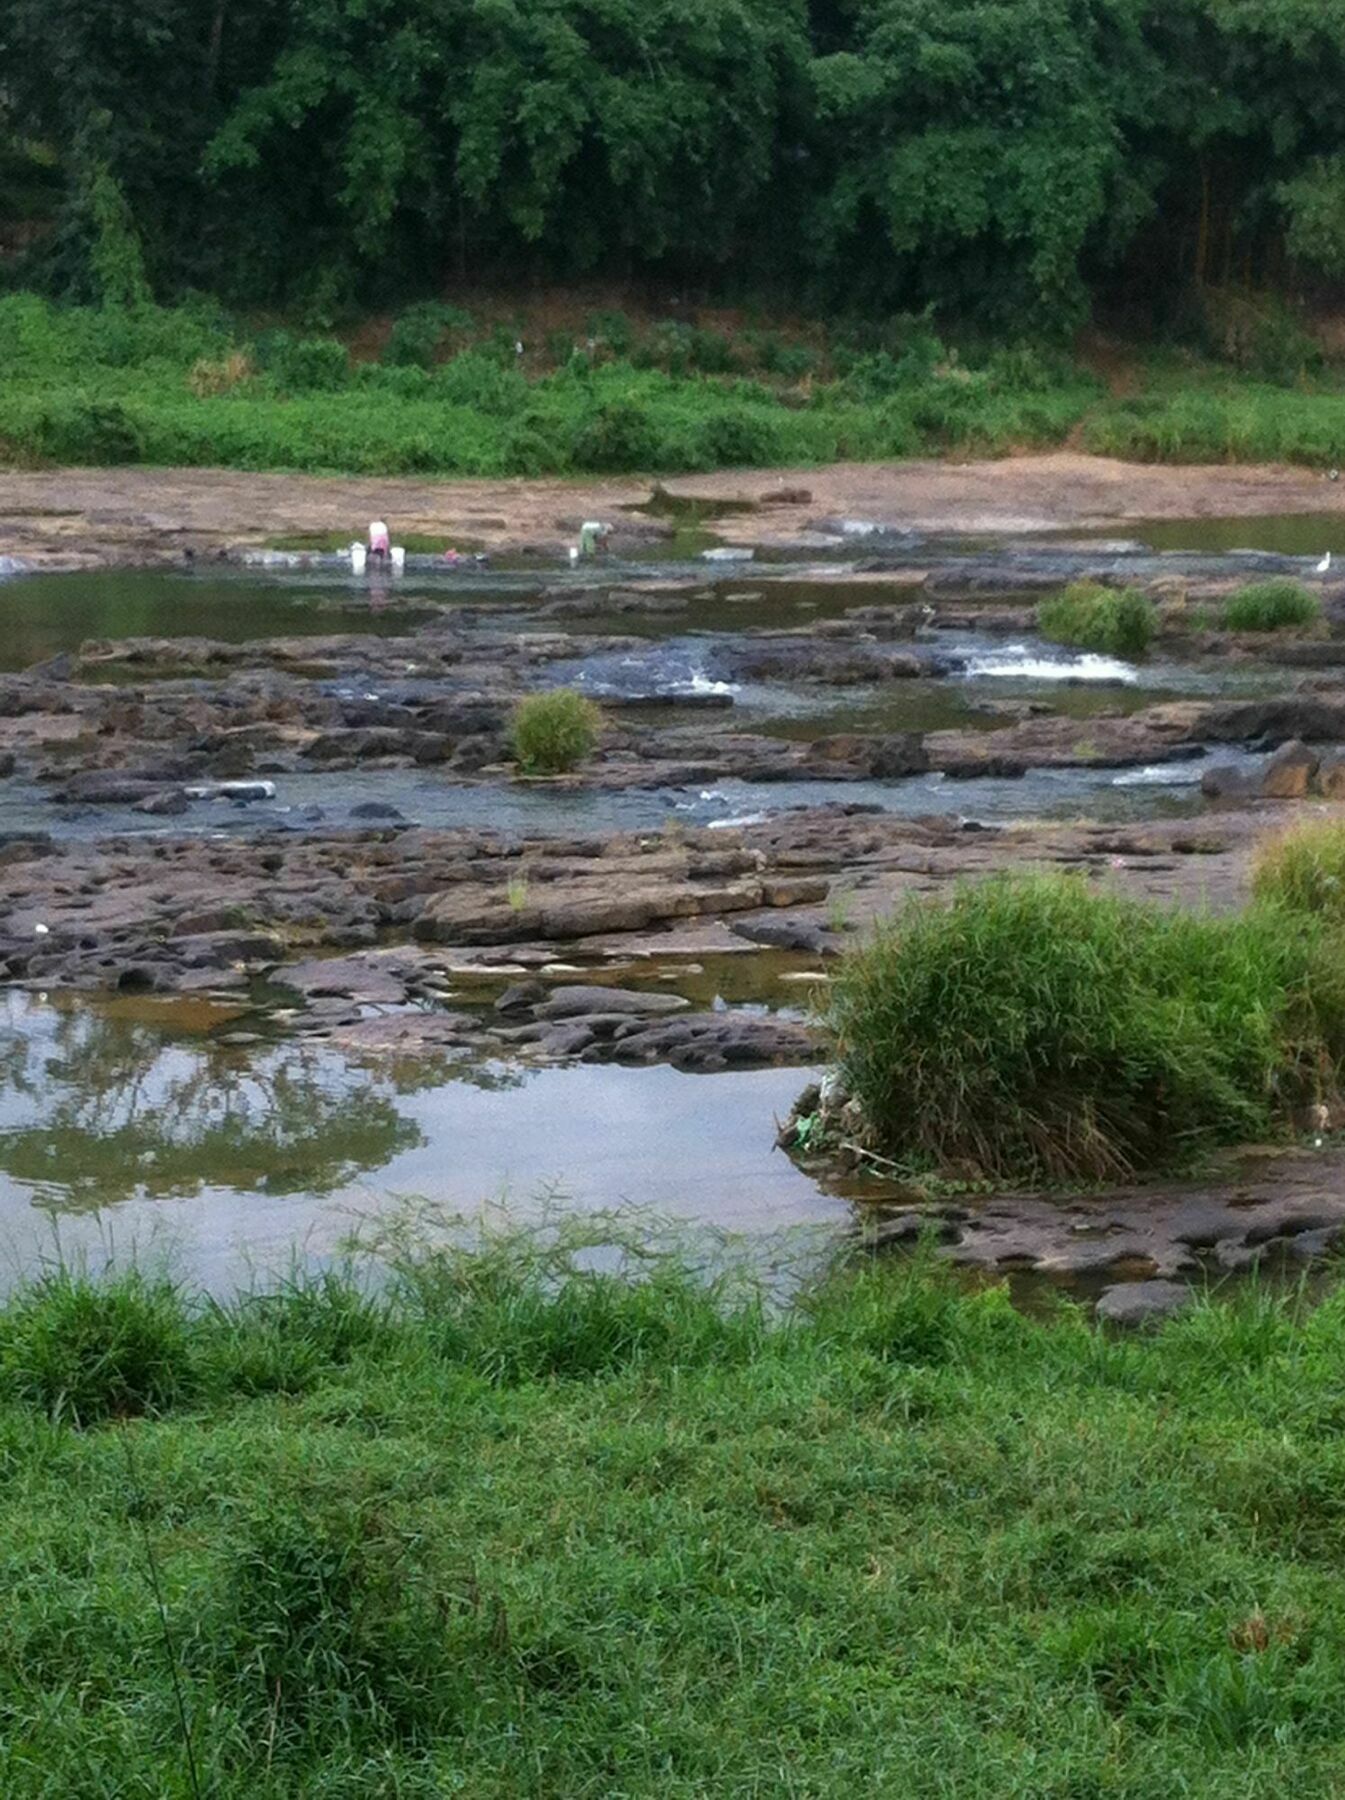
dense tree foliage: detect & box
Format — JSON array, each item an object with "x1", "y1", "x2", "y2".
[{"x1": 4, "y1": 0, "x2": 1345, "y2": 329}]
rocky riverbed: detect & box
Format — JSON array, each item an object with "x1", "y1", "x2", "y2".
[{"x1": 3, "y1": 508, "x2": 1345, "y2": 1299}]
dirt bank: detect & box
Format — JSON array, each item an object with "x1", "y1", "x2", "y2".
[{"x1": 2, "y1": 454, "x2": 1342, "y2": 570}]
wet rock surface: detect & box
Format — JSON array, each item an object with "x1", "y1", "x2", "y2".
[{"x1": 859, "y1": 1145, "x2": 1345, "y2": 1291}]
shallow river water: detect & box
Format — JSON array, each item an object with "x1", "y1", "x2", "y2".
[{"x1": 1, "y1": 519, "x2": 1336, "y2": 1291}]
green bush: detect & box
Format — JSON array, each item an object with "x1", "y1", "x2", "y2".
[
  {"x1": 509, "y1": 689, "x2": 603, "y2": 775},
  {"x1": 381, "y1": 300, "x2": 471, "y2": 369},
  {"x1": 571, "y1": 397, "x2": 660, "y2": 470},
  {"x1": 825, "y1": 874, "x2": 1345, "y2": 1182},
  {"x1": 587, "y1": 309, "x2": 634, "y2": 356},
  {"x1": 0, "y1": 1271, "x2": 190, "y2": 1424},
  {"x1": 433, "y1": 349, "x2": 528, "y2": 414},
  {"x1": 26, "y1": 397, "x2": 142, "y2": 463},
  {"x1": 1037, "y1": 582, "x2": 1157, "y2": 658},
  {"x1": 1221, "y1": 580, "x2": 1323, "y2": 632},
  {"x1": 1253, "y1": 821, "x2": 1345, "y2": 923},
  {"x1": 255, "y1": 330, "x2": 349, "y2": 392},
  {"x1": 696, "y1": 405, "x2": 782, "y2": 467}
]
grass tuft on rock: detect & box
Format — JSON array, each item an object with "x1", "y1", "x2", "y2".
[
  {"x1": 1221, "y1": 579, "x2": 1323, "y2": 631},
  {"x1": 1254, "y1": 821, "x2": 1345, "y2": 923},
  {"x1": 826, "y1": 874, "x2": 1345, "y2": 1183},
  {"x1": 1037, "y1": 582, "x2": 1156, "y2": 658},
  {"x1": 509, "y1": 688, "x2": 603, "y2": 775}
]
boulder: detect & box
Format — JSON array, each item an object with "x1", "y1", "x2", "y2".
[
  {"x1": 1095, "y1": 1280, "x2": 1194, "y2": 1327},
  {"x1": 133, "y1": 789, "x2": 189, "y2": 816},
  {"x1": 1317, "y1": 752, "x2": 1345, "y2": 799},
  {"x1": 805, "y1": 733, "x2": 929, "y2": 779},
  {"x1": 1199, "y1": 698, "x2": 1345, "y2": 745},
  {"x1": 1260, "y1": 739, "x2": 1319, "y2": 799},
  {"x1": 1200, "y1": 764, "x2": 1255, "y2": 802}
]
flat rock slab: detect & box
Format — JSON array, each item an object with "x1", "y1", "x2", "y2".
[
  {"x1": 855, "y1": 1145, "x2": 1345, "y2": 1283},
  {"x1": 537, "y1": 985, "x2": 690, "y2": 1020},
  {"x1": 1095, "y1": 1280, "x2": 1195, "y2": 1326}
]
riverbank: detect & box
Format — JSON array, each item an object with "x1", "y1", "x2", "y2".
[
  {"x1": 4, "y1": 1251, "x2": 1345, "y2": 1795},
  {"x1": 2, "y1": 454, "x2": 1343, "y2": 571}
]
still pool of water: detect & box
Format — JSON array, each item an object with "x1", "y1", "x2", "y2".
[
  {"x1": 1077, "y1": 511, "x2": 1345, "y2": 557},
  {"x1": 0, "y1": 992, "x2": 836, "y2": 1290}
]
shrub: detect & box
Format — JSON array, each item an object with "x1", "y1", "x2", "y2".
[
  {"x1": 696, "y1": 405, "x2": 782, "y2": 467},
  {"x1": 587, "y1": 310, "x2": 634, "y2": 356},
  {"x1": 571, "y1": 398, "x2": 659, "y2": 470},
  {"x1": 1, "y1": 1270, "x2": 190, "y2": 1424},
  {"x1": 433, "y1": 349, "x2": 527, "y2": 414},
  {"x1": 255, "y1": 330, "x2": 349, "y2": 393},
  {"x1": 27, "y1": 398, "x2": 142, "y2": 463},
  {"x1": 382, "y1": 300, "x2": 471, "y2": 369},
  {"x1": 633, "y1": 320, "x2": 695, "y2": 376},
  {"x1": 1037, "y1": 582, "x2": 1157, "y2": 657},
  {"x1": 1253, "y1": 821, "x2": 1345, "y2": 923},
  {"x1": 1221, "y1": 579, "x2": 1322, "y2": 632},
  {"x1": 509, "y1": 689, "x2": 603, "y2": 774},
  {"x1": 825, "y1": 874, "x2": 1345, "y2": 1183}
]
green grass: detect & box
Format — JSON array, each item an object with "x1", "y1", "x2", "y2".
[
  {"x1": 509, "y1": 688, "x2": 603, "y2": 775},
  {"x1": 1221, "y1": 580, "x2": 1324, "y2": 632},
  {"x1": 1254, "y1": 822, "x2": 1345, "y2": 922},
  {"x1": 5, "y1": 1248, "x2": 1345, "y2": 1794},
  {"x1": 11, "y1": 296, "x2": 1345, "y2": 478},
  {"x1": 1037, "y1": 582, "x2": 1158, "y2": 658},
  {"x1": 825, "y1": 874, "x2": 1345, "y2": 1183}
]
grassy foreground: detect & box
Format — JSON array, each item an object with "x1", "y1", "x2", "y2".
[
  {"x1": 4, "y1": 1247, "x2": 1345, "y2": 1794},
  {"x1": 10, "y1": 295, "x2": 1345, "y2": 478}
]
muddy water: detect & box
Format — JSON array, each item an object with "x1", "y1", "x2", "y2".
[
  {"x1": 1077, "y1": 512, "x2": 1345, "y2": 557},
  {"x1": 0, "y1": 569, "x2": 444, "y2": 671},
  {"x1": 0, "y1": 990, "x2": 834, "y2": 1290}
]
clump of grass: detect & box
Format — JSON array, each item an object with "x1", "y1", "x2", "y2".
[
  {"x1": 1254, "y1": 820, "x2": 1345, "y2": 922},
  {"x1": 825, "y1": 873, "x2": 1345, "y2": 1182},
  {"x1": 1221, "y1": 579, "x2": 1323, "y2": 632},
  {"x1": 1037, "y1": 582, "x2": 1157, "y2": 658},
  {"x1": 509, "y1": 689, "x2": 602, "y2": 775},
  {"x1": 0, "y1": 1270, "x2": 191, "y2": 1424}
]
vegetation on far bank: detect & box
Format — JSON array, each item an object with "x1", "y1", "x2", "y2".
[
  {"x1": 10, "y1": 0, "x2": 1345, "y2": 348},
  {"x1": 12, "y1": 294, "x2": 1345, "y2": 479},
  {"x1": 6, "y1": 1243, "x2": 1345, "y2": 1795},
  {"x1": 824, "y1": 874, "x2": 1345, "y2": 1185}
]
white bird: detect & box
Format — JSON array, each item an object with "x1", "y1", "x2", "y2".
[{"x1": 1316, "y1": 551, "x2": 1333, "y2": 576}]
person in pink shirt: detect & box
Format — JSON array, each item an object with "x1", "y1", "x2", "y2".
[{"x1": 368, "y1": 520, "x2": 391, "y2": 561}]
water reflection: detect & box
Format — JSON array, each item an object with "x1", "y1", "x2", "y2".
[
  {"x1": 0, "y1": 992, "x2": 438, "y2": 1207},
  {"x1": 0, "y1": 991, "x2": 836, "y2": 1288}
]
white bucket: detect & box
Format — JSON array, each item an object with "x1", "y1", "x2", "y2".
[
  {"x1": 350, "y1": 542, "x2": 367, "y2": 575},
  {"x1": 390, "y1": 545, "x2": 406, "y2": 573}
]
